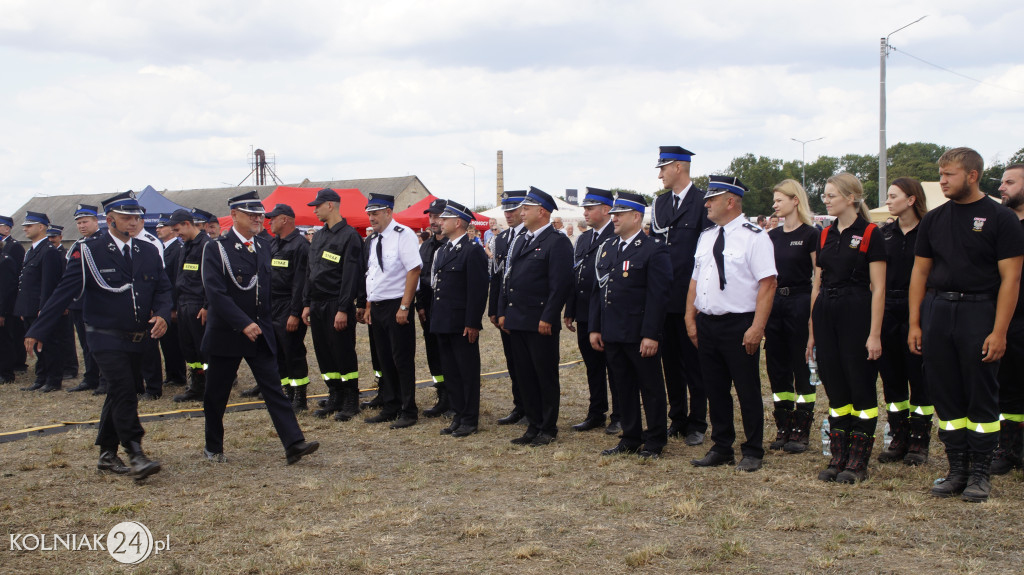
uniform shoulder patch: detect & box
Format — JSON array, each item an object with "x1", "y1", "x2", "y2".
[
  {"x1": 742, "y1": 223, "x2": 763, "y2": 233},
  {"x1": 393, "y1": 225, "x2": 404, "y2": 233},
  {"x1": 703, "y1": 224, "x2": 717, "y2": 232}
]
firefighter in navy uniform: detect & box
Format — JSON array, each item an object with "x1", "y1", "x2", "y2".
[
  {"x1": 497, "y1": 187, "x2": 574, "y2": 446},
  {"x1": 687, "y1": 177, "x2": 778, "y2": 473},
  {"x1": 910, "y1": 148, "x2": 1024, "y2": 502},
  {"x1": 650, "y1": 146, "x2": 709, "y2": 446},
  {"x1": 565, "y1": 187, "x2": 621, "y2": 434},
  {"x1": 590, "y1": 192, "x2": 672, "y2": 458},
  {"x1": 417, "y1": 198, "x2": 450, "y2": 417},
  {"x1": 432, "y1": 200, "x2": 489, "y2": 437},
  {"x1": 155, "y1": 213, "x2": 187, "y2": 389},
  {"x1": 488, "y1": 190, "x2": 528, "y2": 424},
  {"x1": 15, "y1": 212, "x2": 65, "y2": 392},
  {"x1": 200, "y1": 191, "x2": 319, "y2": 464},
  {"x1": 25, "y1": 191, "x2": 168, "y2": 480},
  {"x1": 0, "y1": 215, "x2": 26, "y2": 384},
  {"x1": 66, "y1": 205, "x2": 104, "y2": 393},
  {"x1": 302, "y1": 188, "x2": 364, "y2": 421},
  {"x1": 170, "y1": 208, "x2": 212, "y2": 403},
  {"x1": 47, "y1": 224, "x2": 80, "y2": 382}
]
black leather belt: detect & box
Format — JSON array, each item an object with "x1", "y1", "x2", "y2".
[
  {"x1": 85, "y1": 325, "x2": 147, "y2": 343},
  {"x1": 371, "y1": 298, "x2": 402, "y2": 307},
  {"x1": 928, "y1": 290, "x2": 995, "y2": 302},
  {"x1": 823, "y1": 286, "x2": 869, "y2": 298},
  {"x1": 776, "y1": 286, "x2": 810, "y2": 296}
]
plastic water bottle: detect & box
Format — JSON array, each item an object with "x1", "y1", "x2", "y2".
[
  {"x1": 808, "y1": 348, "x2": 820, "y2": 386},
  {"x1": 821, "y1": 419, "x2": 831, "y2": 457},
  {"x1": 883, "y1": 422, "x2": 892, "y2": 450}
]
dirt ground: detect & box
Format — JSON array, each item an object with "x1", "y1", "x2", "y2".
[{"x1": 2, "y1": 324, "x2": 1023, "y2": 574}]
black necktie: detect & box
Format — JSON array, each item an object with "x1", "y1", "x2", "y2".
[
  {"x1": 123, "y1": 244, "x2": 133, "y2": 271},
  {"x1": 713, "y1": 227, "x2": 726, "y2": 290},
  {"x1": 518, "y1": 233, "x2": 533, "y2": 259},
  {"x1": 673, "y1": 195, "x2": 680, "y2": 211},
  {"x1": 375, "y1": 233, "x2": 383, "y2": 269}
]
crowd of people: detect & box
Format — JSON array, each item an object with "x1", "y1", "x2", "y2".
[{"x1": 1, "y1": 146, "x2": 1022, "y2": 504}]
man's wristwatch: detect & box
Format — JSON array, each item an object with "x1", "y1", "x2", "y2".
[{"x1": 399, "y1": 304, "x2": 409, "y2": 311}]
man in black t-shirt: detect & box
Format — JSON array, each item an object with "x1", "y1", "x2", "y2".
[{"x1": 909, "y1": 148, "x2": 1024, "y2": 503}]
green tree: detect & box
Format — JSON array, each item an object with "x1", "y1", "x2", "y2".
[{"x1": 723, "y1": 154, "x2": 785, "y2": 217}]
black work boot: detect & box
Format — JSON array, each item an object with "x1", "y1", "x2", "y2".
[
  {"x1": 333, "y1": 382, "x2": 361, "y2": 422},
  {"x1": 314, "y1": 383, "x2": 340, "y2": 418},
  {"x1": 769, "y1": 409, "x2": 791, "y2": 450},
  {"x1": 837, "y1": 432, "x2": 874, "y2": 484},
  {"x1": 878, "y1": 411, "x2": 910, "y2": 463},
  {"x1": 284, "y1": 385, "x2": 296, "y2": 403},
  {"x1": 423, "y1": 384, "x2": 450, "y2": 418},
  {"x1": 240, "y1": 385, "x2": 262, "y2": 398},
  {"x1": 990, "y1": 420, "x2": 1023, "y2": 475},
  {"x1": 127, "y1": 442, "x2": 161, "y2": 481},
  {"x1": 818, "y1": 428, "x2": 849, "y2": 482},
  {"x1": 783, "y1": 408, "x2": 814, "y2": 454},
  {"x1": 903, "y1": 415, "x2": 932, "y2": 466},
  {"x1": 173, "y1": 369, "x2": 205, "y2": 402},
  {"x1": 962, "y1": 452, "x2": 993, "y2": 503},
  {"x1": 930, "y1": 450, "x2": 969, "y2": 498},
  {"x1": 292, "y1": 385, "x2": 308, "y2": 413},
  {"x1": 97, "y1": 450, "x2": 130, "y2": 475}
]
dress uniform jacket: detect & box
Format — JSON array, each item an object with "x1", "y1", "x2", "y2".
[
  {"x1": 487, "y1": 226, "x2": 520, "y2": 317},
  {"x1": 497, "y1": 226, "x2": 573, "y2": 331},
  {"x1": 67, "y1": 237, "x2": 92, "y2": 313},
  {"x1": 588, "y1": 233, "x2": 672, "y2": 342},
  {"x1": 14, "y1": 240, "x2": 64, "y2": 318},
  {"x1": 565, "y1": 224, "x2": 616, "y2": 322},
  {"x1": 25, "y1": 233, "x2": 172, "y2": 351},
  {"x1": 430, "y1": 236, "x2": 489, "y2": 334},
  {"x1": 0, "y1": 235, "x2": 25, "y2": 318},
  {"x1": 270, "y1": 229, "x2": 309, "y2": 322},
  {"x1": 200, "y1": 233, "x2": 275, "y2": 357},
  {"x1": 416, "y1": 234, "x2": 445, "y2": 312},
  {"x1": 649, "y1": 185, "x2": 709, "y2": 313}
]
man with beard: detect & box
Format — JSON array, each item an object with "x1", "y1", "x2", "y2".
[
  {"x1": 991, "y1": 163, "x2": 1024, "y2": 475},
  {"x1": 417, "y1": 198, "x2": 450, "y2": 417},
  {"x1": 909, "y1": 148, "x2": 1024, "y2": 502}
]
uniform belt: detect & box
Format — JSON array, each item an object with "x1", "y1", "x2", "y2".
[
  {"x1": 697, "y1": 311, "x2": 755, "y2": 321},
  {"x1": 823, "y1": 286, "x2": 869, "y2": 298},
  {"x1": 928, "y1": 289, "x2": 995, "y2": 302},
  {"x1": 85, "y1": 325, "x2": 147, "y2": 343},
  {"x1": 886, "y1": 289, "x2": 908, "y2": 298},
  {"x1": 370, "y1": 298, "x2": 402, "y2": 307},
  {"x1": 776, "y1": 285, "x2": 810, "y2": 296}
]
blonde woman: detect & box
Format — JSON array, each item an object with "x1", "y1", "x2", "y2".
[
  {"x1": 765, "y1": 179, "x2": 819, "y2": 453},
  {"x1": 808, "y1": 173, "x2": 886, "y2": 483}
]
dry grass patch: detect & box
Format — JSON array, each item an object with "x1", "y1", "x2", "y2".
[{"x1": 624, "y1": 543, "x2": 667, "y2": 567}]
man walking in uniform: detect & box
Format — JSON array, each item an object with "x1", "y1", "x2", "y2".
[
  {"x1": 0, "y1": 215, "x2": 25, "y2": 384},
  {"x1": 417, "y1": 198, "x2": 450, "y2": 417},
  {"x1": 16, "y1": 212, "x2": 65, "y2": 392},
  {"x1": 909, "y1": 148, "x2": 1024, "y2": 502},
  {"x1": 650, "y1": 146, "x2": 709, "y2": 445},
  {"x1": 591, "y1": 192, "x2": 672, "y2": 458},
  {"x1": 489, "y1": 190, "x2": 528, "y2": 425},
  {"x1": 432, "y1": 200, "x2": 489, "y2": 437},
  {"x1": 200, "y1": 191, "x2": 319, "y2": 464},
  {"x1": 363, "y1": 193, "x2": 422, "y2": 428},
  {"x1": 25, "y1": 191, "x2": 167, "y2": 480},
  {"x1": 687, "y1": 176, "x2": 777, "y2": 472},
  {"x1": 170, "y1": 208, "x2": 212, "y2": 403},
  {"x1": 498, "y1": 187, "x2": 574, "y2": 446},
  {"x1": 565, "y1": 187, "x2": 621, "y2": 434}
]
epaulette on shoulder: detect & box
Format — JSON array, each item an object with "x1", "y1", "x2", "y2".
[
  {"x1": 393, "y1": 225, "x2": 404, "y2": 233},
  {"x1": 742, "y1": 222, "x2": 763, "y2": 233},
  {"x1": 84, "y1": 234, "x2": 103, "y2": 244},
  {"x1": 702, "y1": 224, "x2": 717, "y2": 232},
  {"x1": 144, "y1": 232, "x2": 158, "y2": 241}
]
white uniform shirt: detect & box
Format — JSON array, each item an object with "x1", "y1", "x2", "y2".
[
  {"x1": 366, "y1": 220, "x2": 421, "y2": 302},
  {"x1": 691, "y1": 214, "x2": 776, "y2": 315},
  {"x1": 132, "y1": 229, "x2": 165, "y2": 266}
]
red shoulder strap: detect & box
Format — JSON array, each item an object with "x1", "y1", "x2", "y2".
[
  {"x1": 859, "y1": 223, "x2": 877, "y2": 254},
  {"x1": 819, "y1": 225, "x2": 830, "y2": 250}
]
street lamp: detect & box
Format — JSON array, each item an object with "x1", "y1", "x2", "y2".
[
  {"x1": 791, "y1": 137, "x2": 824, "y2": 191},
  {"x1": 460, "y1": 162, "x2": 476, "y2": 210},
  {"x1": 880, "y1": 15, "x2": 927, "y2": 207}
]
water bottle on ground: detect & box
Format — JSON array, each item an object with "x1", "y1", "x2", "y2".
[
  {"x1": 821, "y1": 419, "x2": 831, "y2": 456},
  {"x1": 809, "y1": 347, "x2": 820, "y2": 386}
]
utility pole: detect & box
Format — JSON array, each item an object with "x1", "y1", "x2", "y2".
[{"x1": 880, "y1": 15, "x2": 927, "y2": 207}]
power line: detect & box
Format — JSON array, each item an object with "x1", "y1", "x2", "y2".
[{"x1": 889, "y1": 46, "x2": 1024, "y2": 95}]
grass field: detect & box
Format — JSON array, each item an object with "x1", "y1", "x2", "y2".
[{"x1": 2, "y1": 324, "x2": 1023, "y2": 574}]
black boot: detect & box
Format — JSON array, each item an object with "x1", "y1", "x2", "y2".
[
  {"x1": 333, "y1": 382, "x2": 361, "y2": 422},
  {"x1": 97, "y1": 450, "x2": 130, "y2": 474},
  {"x1": 990, "y1": 420, "x2": 1023, "y2": 475},
  {"x1": 783, "y1": 409, "x2": 814, "y2": 454},
  {"x1": 127, "y1": 442, "x2": 161, "y2": 481},
  {"x1": 173, "y1": 370, "x2": 205, "y2": 402},
  {"x1": 837, "y1": 432, "x2": 874, "y2": 484},
  {"x1": 314, "y1": 383, "x2": 340, "y2": 418},
  {"x1": 284, "y1": 385, "x2": 295, "y2": 403},
  {"x1": 292, "y1": 385, "x2": 308, "y2": 412},
  {"x1": 878, "y1": 411, "x2": 910, "y2": 463},
  {"x1": 240, "y1": 385, "x2": 262, "y2": 398},
  {"x1": 962, "y1": 452, "x2": 993, "y2": 503},
  {"x1": 423, "y1": 385, "x2": 450, "y2": 418},
  {"x1": 769, "y1": 409, "x2": 791, "y2": 450},
  {"x1": 360, "y1": 393, "x2": 383, "y2": 410},
  {"x1": 930, "y1": 450, "x2": 969, "y2": 498},
  {"x1": 818, "y1": 428, "x2": 849, "y2": 482},
  {"x1": 903, "y1": 415, "x2": 932, "y2": 466}
]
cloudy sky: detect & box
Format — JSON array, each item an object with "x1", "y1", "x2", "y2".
[{"x1": 1, "y1": 0, "x2": 1021, "y2": 215}]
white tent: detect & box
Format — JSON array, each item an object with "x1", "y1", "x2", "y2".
[{"x1": 480, "y1": 196, "x2": 586, "y2": 231}]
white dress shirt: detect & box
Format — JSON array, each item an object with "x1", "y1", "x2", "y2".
[
  {"x1": 366, "y1": 220, "x2": 422, "y2": 302},
  {"x1": 691, "y1": 214, "x2": 777, "y2": 315}
]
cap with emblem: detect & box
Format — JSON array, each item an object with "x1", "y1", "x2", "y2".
[
  {"x1": 189, "y1": 208, "x2": 213, "y2": 224},
  {"x1": 704, "y1": 175, "x2": 749, "y2": 199},
  {"x1": 609, "y1": 191, "x2": 649, "y2": 214},
  {"x1": 423, "y1": 198, "x2": 448, "y2": 215},
  {"x1": 155, "y1": 213, "x2": 172, "y2": 228},
  {"x1": 266, "y1": 203, "x2": 296, "y2": 219},
  {"x1": 228, "y1": 190, "x2": 265, "y2": 214},
  {"x1": 581, "y1": 187, "x2": 614, "y2": 207},
  {"x1": 500, "y1": 190, "x2": 527, "y2": 211},
  {"x1": 22, "y1": 211, "x2": 50, "y2": 226},
  {"x1": 365, "y1": 193, "x2": 395, "y2": 212},
  {"x1": 655, "y1": 146, "x2": 696, "y2": 168},
  {"x1": 74, "y1": 204, "x2": 99, "y2": 219},
  {"x1": 46, "y1": 224, "x2": 64, "y2": 237},
  {"x1": 520, "y1": 187, "x2": 557, "y2": 212},
  {"x1": 0, "y1": 215, "x2": 14, "y2": 228},
  {"x1": 439, "y1": 199, "x2": 473, "y2": 222},
  {"x1": 307, "y1": 188, "x2": 340, "y2": 206},
  {"x1": 102, "y1": 191, "x2": 146, "y2": 215}
]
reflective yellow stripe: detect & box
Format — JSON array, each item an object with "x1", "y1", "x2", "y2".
[
  {"x1": 911, "y1": 405, "x2": 935, "y2": 416},
  {"x1": 967, "y1": 419, "x2": 1000, "y2": 433},
  {"x1": 322, "y1": 372, "x2": 342, "y2": 381},
  {"x1": 271, "y1": 259, "x2": 289, "y2": 268},
  {"x1": 339, "y1": 371, "x2": 359, "y2": 381},
  {"x1": 773, "y1": 392, "x2": 796, "y2": 402},
  {"x1": 829, "y1": 405, "x2": 853, "y2": 417},
  {"x1": 432, "y1": 375, "x2": 445, "y2": 384},
  {"x1": 187, "y1": 362, "x2": 204, "y2": 370},
  {"x1": 796, "y1": 393, "x2": 816, "y2": 404},
  {"x1": 852, "y1": 407, "x2": 879, "y2": 420},
  {"x1": 938, "y1": 417, "x2": 968, "y2": 431},
  {"x1": 1000, "y1": 413, "x2": 1024, "y2": 423},
  {"x1": 291, "y1": 377, "x2": 310, "y2": 387},
  {"x1": 321, "y1": 251, "x2": 340, "y2": 263},
  {"x1": 281, "y1": 378, "x2": 290, "y2": 386},
  {"x1": 182, "y1": 263, "x2": 199, "y2": 271},
  {"x1": 886, "y1": 400, "x2": 910, "y2": 412}
]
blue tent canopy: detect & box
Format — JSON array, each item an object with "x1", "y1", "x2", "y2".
[{"x1": 137, "y1": 186, "x2": 188, "y2": 226}]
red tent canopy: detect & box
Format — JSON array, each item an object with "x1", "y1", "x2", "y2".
[
  {"x1": 220, "y1": 187, "x2": 372, "y2": 236},
  {"x1": 393, "y1": 194, "x2": 490, "y2": 233}
]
